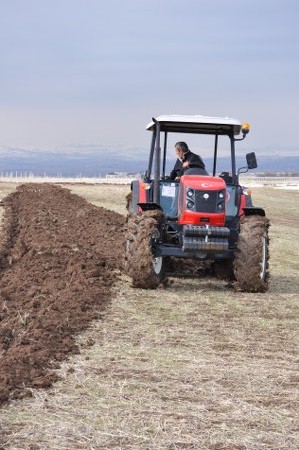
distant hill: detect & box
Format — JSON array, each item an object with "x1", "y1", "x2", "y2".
[{"x1": 0, "y1": 148, "x2": 298, "y2": 177}]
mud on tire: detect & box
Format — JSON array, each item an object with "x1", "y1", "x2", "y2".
[
  {"x1": 234, "y1": 215, "x2": 270, "y2": 292},
  {"x1": 125, "y1": 192, "x2": 133, "y2": 213},
  {"x1": 125, "y1": 209, "x2": 165, "y2": 288}
]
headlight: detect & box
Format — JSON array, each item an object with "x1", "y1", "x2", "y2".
[
  {"x1": 187, "y1": 200, "x2": 194, "y2": 210},
  {"x1": 186, "y1": 188, "x2": 194, "y2": 198}
]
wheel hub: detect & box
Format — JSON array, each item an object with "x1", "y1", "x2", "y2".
[
  {"x1": 151, "y1": 228, "x2": 163, "y2": 275},
  {"x1": 153, "y1": 256, "x2": 163, "y2": 275},
  {"x1": 260, "y1": 236, "x2": 267, "y2": 280}
]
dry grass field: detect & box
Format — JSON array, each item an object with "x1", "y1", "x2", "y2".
[{"x1": 0, "y1": 182, "x2": 298, "y2": 450}]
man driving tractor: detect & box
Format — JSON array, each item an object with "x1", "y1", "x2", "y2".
[{"x1": 170, "y1": 141, "x2": 208, "y2": 180}]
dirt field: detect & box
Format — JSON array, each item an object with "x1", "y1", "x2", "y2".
[
  {"x1": 0, "y1": 183, "x2": 125, "y2": 404},
  {"x1": 0, "y1": 183, "x2": 298, "y2": 450}
]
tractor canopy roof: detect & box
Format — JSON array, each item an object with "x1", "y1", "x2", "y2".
[{"x1": 146, "y1": 115, "x2": 242, "y2": 136}]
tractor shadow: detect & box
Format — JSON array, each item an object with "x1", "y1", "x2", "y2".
[
  {"x1": 166, "y1": 272, "x2": 298, "y2": 296},
  {"x1": 268, "y1": 274, "x2": 299, "y2": 295},
  {"x1": 166, "y1": 273, "x2": 233, "y2": 293}
]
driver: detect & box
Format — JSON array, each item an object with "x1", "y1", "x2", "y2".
[{"x1": 169, "y1": 142, "x2": 207, "y2": 180}]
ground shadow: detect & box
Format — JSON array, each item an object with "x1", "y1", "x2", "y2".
[{"x1": 268, "y1": 274, "x2": 299, "y2": 295}]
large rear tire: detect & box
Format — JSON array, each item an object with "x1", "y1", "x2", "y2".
[
  {"x1": 234, "y1": 215, "x2": 270, "y2": 292},
  {"x1": 125, "y1": 210, "x2": 165, "y2": 288}
]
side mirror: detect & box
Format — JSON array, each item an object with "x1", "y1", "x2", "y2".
[
  {"x1": 246, "y1": 152, "x2": 257, "y2": 170},
  {"x1": 237, "y1": 152, "x2": 258, "y2": 176}
]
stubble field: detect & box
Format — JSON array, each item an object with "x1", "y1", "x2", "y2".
[{"x1": 0, "y1": 182, "x2": 298, "y2": 450}]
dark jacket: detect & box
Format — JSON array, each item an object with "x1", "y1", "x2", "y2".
[{"x1": 170, "y1": 150, "x2": 206, "y2": 180}]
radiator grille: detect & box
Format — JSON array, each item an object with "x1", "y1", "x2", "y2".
[{"x1": 194, "y1": 190, "x2": 218, "y2": 213}]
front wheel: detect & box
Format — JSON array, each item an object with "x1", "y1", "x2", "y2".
[
  {"x1": 234, "y1": 215, "x2": 270, "y2": 292},
  {"x1": 125, "y1": 210, "x2": 165, "y2": 288}
]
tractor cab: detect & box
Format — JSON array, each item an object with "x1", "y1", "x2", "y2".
[{"x1": 131, "y1": 115, "x2": 256, "y2": 223}]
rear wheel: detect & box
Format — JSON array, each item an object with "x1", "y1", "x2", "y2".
[
  {"x1": 234, "y1": 215, "x2": 270, "y2": 292},
  {"x1": 125, "y1": 210, "x2": 165, "y2": 288}
]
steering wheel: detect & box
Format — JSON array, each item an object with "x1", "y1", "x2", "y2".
[{"x1": 187, "y1": 163, "x2": 205, "y2": 169}]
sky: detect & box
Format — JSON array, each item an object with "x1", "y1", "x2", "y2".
[{"x1": 0, "y1": 0, "x2": 298, "y2": 157}]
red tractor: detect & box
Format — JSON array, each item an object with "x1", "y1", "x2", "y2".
[{"x1": 125, "y1": 115, "x2": 269, "y2": 292}]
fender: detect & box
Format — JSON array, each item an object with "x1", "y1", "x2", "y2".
[
  {"x1": 131, "y1": 180, "x2": 149, "y2": 213},
  {"x1": 243, "y1": 207, "x2": 266, "y2": 217},
  {"x1": 138, "y1": 202, "x2": 162, "y2": 211}
]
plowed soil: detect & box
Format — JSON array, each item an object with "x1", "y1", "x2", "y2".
[{"x1": 0, "y1": 183, "x2": 125, "y2": 404}]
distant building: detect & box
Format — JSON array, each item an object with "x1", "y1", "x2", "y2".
[{"x1": 105, "y1": 171, "x2": 141, "y2": 178}]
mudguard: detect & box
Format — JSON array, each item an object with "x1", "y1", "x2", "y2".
[{"x1": 243, "y1": 207, "x2": 266, "y2": 217}]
